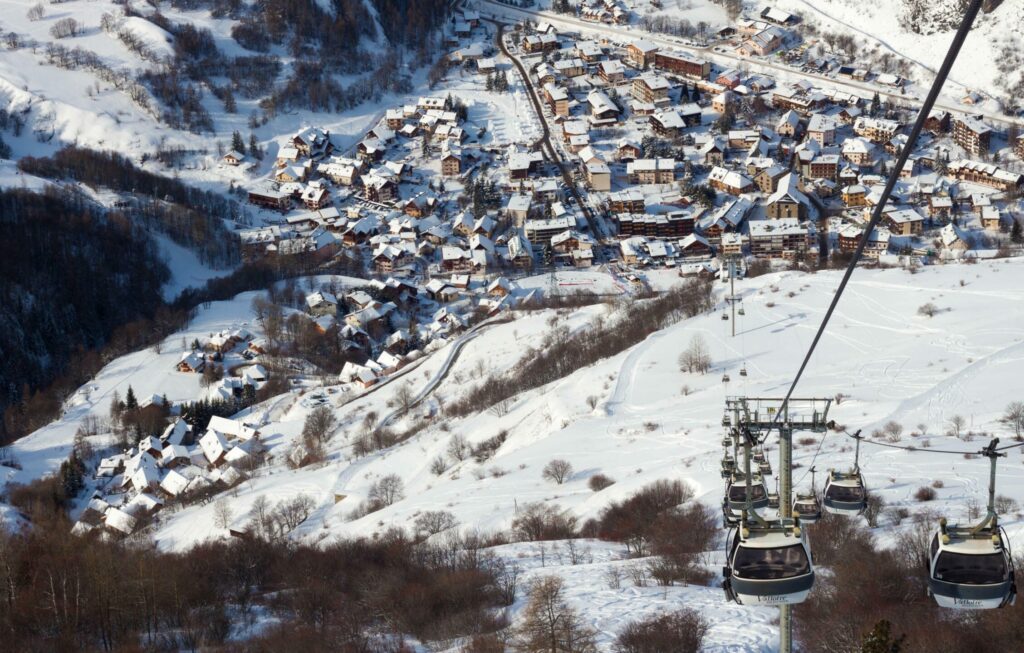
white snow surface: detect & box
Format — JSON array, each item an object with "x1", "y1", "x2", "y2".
[{"x1": 5, "y1": 261, "x2": 1024, "y2": 649}]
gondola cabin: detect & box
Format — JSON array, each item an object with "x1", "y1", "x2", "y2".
[
  {"x1": 724, "y1": 523, "x2": 814, "y2": 606},
  {"x1": 928, "y1": 521, "x2": 1016, "y2": 610},
  {"x1": 793, "y1": 493, "x2": 822, "y2": 523},
  {"x1": 724, "y1": 474, "x2": 769, "y2": 524},
  {"x1": 823, "y1": 469, "x2": 867, "y2": 515}
]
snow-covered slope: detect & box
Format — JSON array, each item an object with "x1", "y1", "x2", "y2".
[
  {"x1": 5, "y1": 260, "x2": 1024, "y2": 649},
  {"x1": 776, "y1": 0, "x2": 1024, "y2": 108}
]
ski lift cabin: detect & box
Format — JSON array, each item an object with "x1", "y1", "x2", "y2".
[
  {"x1": 724, "y1": 474, "x2": 769, "y2": 524},
  {"x1": 929, "y1": 520, "x2": 1016, "y2": 609},
  {"x1": 724, "y1": 522, "x2": 814, "y2": 606},
  {"x1": 793, "y1": 492, "x2": 822, "y2": 523},
  {"x1": 822, "y1": 469, "x2": 867, "y2": 516}
]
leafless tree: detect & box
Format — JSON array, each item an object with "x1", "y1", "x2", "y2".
[
  {"x1": 542, "y1": 459, "x2": 574, "y2": 484},
  {"x1": 678, "y1": 334, "x2": 711, "y2": 374},
  {"x1": 369, "y1": 474, "x2": 404, "y2": 507},
  {"x1": 447, "y1": 434, "x2": 470, "y2": 461},
  {"x1": 947, "y1": 414, "x2": 967, "y2": 438},
  {"x1": 516, "y1": 576, "x2": 597, "y2": 653},
  {"x1": 26, "y1": 3, "x2": 44, "y2": 21},
  {"x1": 1002, "y1": 401, "x2": 1024, "y2": 439},
  {"x1": 214, "y1": 499, "x2": 233, "y2": 530},
  {"x1": 302, "y1": 405, "x2": 337, "y2": 444}
]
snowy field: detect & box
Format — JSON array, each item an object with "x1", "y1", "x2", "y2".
[{"x1": 5, "y1": 259, "x2": 1024, "y2": 649}]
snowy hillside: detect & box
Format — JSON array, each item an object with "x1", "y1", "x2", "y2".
[
  {"x1": 6, "y1": 259, "x2": 1024, "y2": 649},
  {"x1": 775, "y1": 0, "x2": 1024, "y2": 109}
]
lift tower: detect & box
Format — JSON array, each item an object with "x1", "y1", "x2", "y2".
[{"x1": 725, "y1": 396, "x2": 832, "y2": 653}]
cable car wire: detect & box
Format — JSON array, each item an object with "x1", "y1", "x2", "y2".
[
  {"x1": 837, "y1": 428, "x2": 1024, "y2": 456},
  {"x1": 768, "y1": 0, "x2": 986, "y2": 432}
]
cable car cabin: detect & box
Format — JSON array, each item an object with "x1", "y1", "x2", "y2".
[
  {"x1": 722, "y1": 436, "x2": 733, "y2": 448},
  {"x1": 721, "y1": 313, "x2": 729, "y2": 321},
  {"x1": 793, "y1": 493, "x2": 821, "y2": 523},
  {"x1": 753, "y1": 450, "x2": 766, "y2": 464},
  {"x1": 722, "y1": 415, "x2": 732, "y2": 427},
  {"x1": 823, "y1": 469, "x2": 867, "y2": 516},
  {"x1": 740, "y1": 366, "x2": 748, "y2": 377},
  {"x1": 724, "y1": 524, "x2": 814, "y2": 606},
  {"x1": 723, "y1": 475, "x2": 769, "y2": 524},
  {"x1": 722, "y1": 374, "x2": 731, "y2": 383},
  {"x1": 738, "y1": 307, "x2": 745, "y2": 316},
  {"x1": 767, "y1": 491, "x2": 780, "y2": 509},
  {"x1": 759, "y1": 460, "x2": 773, "y2": 477},
  {"x1": 720, "y1": 456, "x2": 736, "y2": 478},
  {"x1": 929, "y1": 524, "x2": 1017, "y2": 610}
]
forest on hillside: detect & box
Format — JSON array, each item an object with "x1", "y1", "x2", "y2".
[{"x1": 0, "y1": 188, "x2": 170, "y2": 439}]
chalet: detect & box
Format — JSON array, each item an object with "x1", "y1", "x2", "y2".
[
  {"x1": 806, "y1": 114, "x2": 836, "y2": 146},
  {"x1": 248, "y1": 186, "x2": 290, "y2": 211},
  {"x1": 807, "y1": 154, "x2": 840, "y2": 181},
  {"x1": 700, "y1": 197, "x2": 752, "y2": 242},
  {"x1": 761, "y1": 6, "x2": 797, "y2": 26},
  {"x1": 627, "y1": 40, "x2": 659, "y2": 69},
  {"x1": 925, "y1": 110, "x2": 951, "y2": 133},
  {"x1": 715, "y1": 69, "x2": 742, "y2": 89},
  {"x1": 981, "y1": 206, "x2": 1003, "y2": 231},
  {"x1": 617, "y1": 212, "x2": 695, "y2": 239},
  {"x1": 651, "y1": 110, "x2": 686, "y2": 137},
  {"x1": 543, "y1": 83, "x2": 570, "y2": 117},
  {"x1": 509, "y1": 151, "x2": 542, "y2": 180},
  {"x1": 301, "y1": 181, "x2": 330, "y2": 210},
  {"x1": 947, "y1": 160, "x2": 1023, "y2": 192},
  {"x1": 953, "y1": 115, "x2": 992, "y2": 156},
  {"x1": 842, "y1": 138, "x2": 874, "y2": 166},
  {"x1": 292, "y1": 127, "x2": 332, "y2": 159},
  {"x1": 627, "y1": 158, "x2": 675, "y2": 185},
  {"x1": 738, "y1": 26, "x2": 786, "y2": 56},
  {"x1": 357, "y1": 138, "x2": 384, "y2": 162},
  {"x1": 678, "y1": 233, "x2": 713, "y2": 258},
  {"x1": 883, "y1": 207, "x2": 925, "y2": 236},
  {"x1": 928, "y1": 195, "x2": 953, "y2": 221},
  {"x1": 753, "y1": 165, "x2": 788, "y2": 194},
  {"x1": 701, "y1": 137, "x2": 727, "y2": 166},
  {"x1": 576, "y1": 40, "x2": 604, "y2": 62},
  {"x1": 506, "y1": 234, "x2": 534, "y2": 269},
  {"x1": 506, "y1": 193, "x2": 533, "y2": 224},
  {"x1": 608, "y1": 189, "x2": 645, "y2": 213},
  {"x1": 842, "y1": 184, "x2": 867, "y2": 207},
  {"x1": 586, "y1": 161, "x2": 612, "y2": 191},
  {"x1": 402, "y1": 192, "x2": 437, "y2": 218},
  {"x1": 522, "y1": 33, "x2": 558, "y2": 53},
  {"x1": 617, "y1": 140, "x2": 642, "y2": 162},
  {"x1": 588, "y1": 90, "x2": 620, "y2": 122},
  {"x1": 318, "y1": 160, "x2": 361, "y2": 186},
  {"x1": 654, "y1": 51, "x2": 711, "y2": 79},
  {"x1": 632, "y1": 73, "x2": 671, "y2": 105},
  {"x1": 708, "y1": 166, "x2": 754, "y2": 196},
  {"x1": 441, "y1": 150, "x2": 462, "y2": 176},
  {"x1": 766, "y1": 173, "x2": 815, "y2": 221},
  {"x1": 306, "y1": 291, "x2": 338, "y2": 317},
  {"x1": 837, "y1": 224, "x2": 890, "y2": 258},
  {"x1": 599, "y1": 59, "x2": 626, "y2": 83},
  {"x1": 223, "y1": 150, "x2": 245, "y2": 166},
  {"x1": 940, "y1": 223, "x2": 970, "y2": 253},
  {"x1": 372, "y1": 244, "x2": 415, "y2": 274},
  {"x1": 712, "y1": 91, "x2": 733, "y2": 114},
  {"x1": 748, "y1": 218, "x2": 808, "y2": 259},
  {"x1": 178, "y1": 351, "x2": 205, "y2": 373},
  {"x1": 364, "y1": 175, "x2": 398, "y2": 203},
  {"x1": 854, "y1": 116, "x2": 901, "y2": 143},
  {"x1": 772, "y1": 85, "x2": 826, "y2": 114},
  {"x1": 554, "y1": 57, "x2": 586, "y2": 78}
]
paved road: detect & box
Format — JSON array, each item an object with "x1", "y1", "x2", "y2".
[
  {"x1": 490, "y1": 20, "x2": 602, "y2": 236},
  {"x1": 477, "y1": 0, "x2": 1024, "y2": 128},
  {"x1": 377, "y1": 315, "x2": 513, "y2": 428}
]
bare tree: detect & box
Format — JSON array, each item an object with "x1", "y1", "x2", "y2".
[
  {"x1": 542, "y1": 459, "x2": 574, "y2": 484},
  {"x1": 947, "y1": 414, "x2": 967, "y2": 438},
  {"x1": 678, "y1": 335, "x2": 711, "y2": 374},
  {"x1": 369, "y1": 474, "x2": 405, "y2": 507},
  {"x1": 214, "y1": 499, "x2": 233, "y2": 530},
  {"x1": 302, "y1": 405, "x2": 337, "y2": 444},
  {"x1": 50, "y1": 17, "x2": 81, "y2": 39},
  {"x1": 26, "y1": 3, "x2": 44, "y2": 21},
  {"x1": 516, "y1": 576, "x2": 597, "y2": 653},
  {"x1": 447, "y1": 434, "x2": 470, "y2": 461},
  {"x1": 413, "y1": 510, "x2": 458, "y2": 537},
  {"x1": 1002, "y1": 401, "x2": 1024, "y2": 439},
  {"x1": 917, "y1": 302, "x2": 939, "y2": 317},
  {"x1": 394, "y1": 382, "x2": 416, "y2": 415}
]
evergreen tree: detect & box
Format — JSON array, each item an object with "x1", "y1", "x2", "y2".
[
  {"x1": 124, "y1": 385, "x2": 137, "y2": 410},
  {"x1": 1012, "y1": 219, "x2": 1023, "y2": 245},
  {"x1": 231, "y1": 130, "x2": 246, "y2": 155},
  {"x1": 485, "y1": 72, "x2": 494, "y2": 92},
  {"x1": 223, "y1": 88, "x2": 236, "y2": 113},
  {"x1": 861, "y1": 620, "x2": 904, "y2": 653},
  {"x1": 249, "y1": 133, "x2": 262, "y2": 160},
  {"x1": 871, "y1": 92, "x2": 881, "y2": 117}
]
